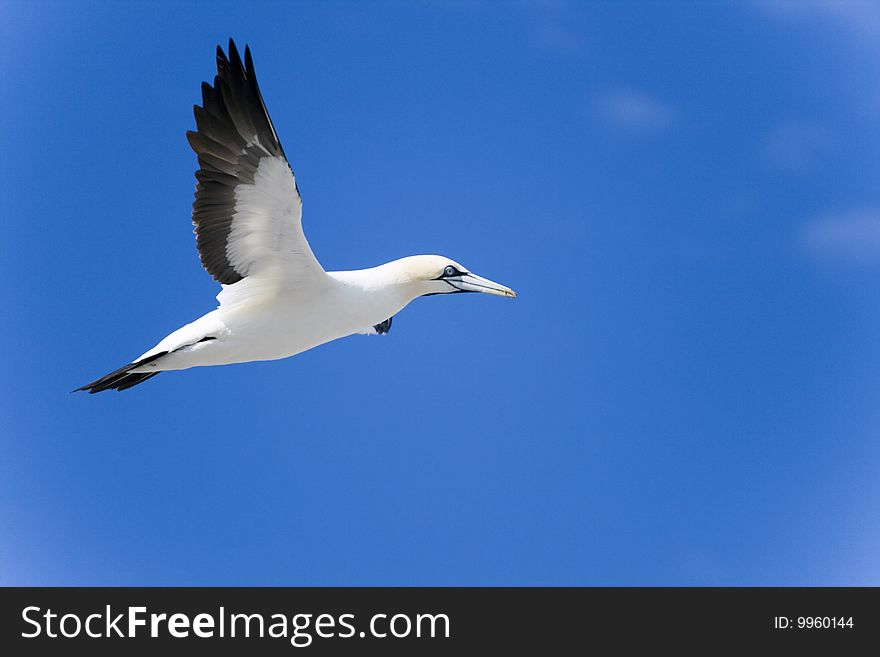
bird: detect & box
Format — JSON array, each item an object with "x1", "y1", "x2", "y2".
[{"x1": 76, "y1": 40, "x2": 515, "y2": 394}]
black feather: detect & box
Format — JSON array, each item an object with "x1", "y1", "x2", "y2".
[{"x1": 74, "y1": 351, "x2": 168, "y2": 394}]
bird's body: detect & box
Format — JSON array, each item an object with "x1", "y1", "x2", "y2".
[
  {"x1": 131, "y1": 260, "x2": 437, "y2": 373},
  {"x1": 78, "y1": 40, "x2": 514, "y2": 393}
]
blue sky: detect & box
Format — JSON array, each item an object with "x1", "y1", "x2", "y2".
[{"x1": 2, "y1": 0, "x2": 879, "y2": 585}]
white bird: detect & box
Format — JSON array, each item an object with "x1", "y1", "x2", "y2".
[{"x1": 78, "y1": 40, "x2": 515, "y2": 394}]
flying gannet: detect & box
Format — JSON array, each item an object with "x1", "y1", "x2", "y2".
[{"x1": 77, "y1": 40, "x2": 515, "y2": 393}]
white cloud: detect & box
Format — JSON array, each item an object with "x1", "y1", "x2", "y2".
[
  {"x1": 430, "y1": 0, "x2": 589, "y2": 58},
  {"x1": 801, "y1": 210, "x2": 880, "y2": 264},
  {"x1": 761, "y1": 122, "x2": 835, "y2": 174},
  {"x1": 756, "y1": 0, "x2": 880, "y2": 40},
  {"x1": 595, "y1": 89, "x2": 676, "y2": 133},
  {"x1": 517, "y1": 0, "x2": 588, "y2": 57},
  {"x1": 529, "y1": 21, "x2": 587, "y2": 57},
  {"x1": 754, "y1": 1, "x2": 880, "y2": 118}
]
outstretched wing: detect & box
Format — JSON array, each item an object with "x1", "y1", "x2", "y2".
[{"x1": 187, "y1": 39, "x2": 325, "y2": 286}]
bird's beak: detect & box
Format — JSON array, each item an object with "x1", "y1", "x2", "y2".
[{"x1": 449, "y1": 272, "x2": 517, "y2": 298}]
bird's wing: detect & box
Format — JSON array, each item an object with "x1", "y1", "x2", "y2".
[{"x1": 187, "y1": 39, "x2": 325, "y2": 287}]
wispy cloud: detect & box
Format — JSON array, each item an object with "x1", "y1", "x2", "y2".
[
  {"x1": 518, "y1": 0, "x2": 588, "y2": 57},
  {"x1": 755, "y1": 1, "x2": 880, "y2": 119},
  {"x1": 594, "y1": 89, "x2": 677, "y2": 134},
  {"x1": 756, "y1": 0, "x2": 880, "y2": 41},
  {"x1": 430, "y1": 0, "x2": 589, "y2": 58},
  {"x1": 528, "y1": 21, "x2": 587, "y2": 57},
  {"x1": 800, "y1": 210, "x2": 880, "y2": 265},
  {"x1": 761, "y1": 121, "x2": 835, "y2": 174}
]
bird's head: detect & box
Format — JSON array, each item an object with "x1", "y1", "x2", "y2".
[{"x1": 389, "y1": 255, "x2": 517, "y2": 299}]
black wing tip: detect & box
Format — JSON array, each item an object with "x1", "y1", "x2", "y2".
[
  {"x1": 216, "y1": 39, "x2": 253, "y2": 75},
  {"x1": 74, "y1": 372, "x2": 160, "y2": 394},
  {"x1": 373, "y1": 317, "x2": 393, "y2": 334},
  {"x1": 228, "y1": 38, "x2": 241, "y2": 63},
  {"x1": 218, "y1": 39, "x2": 246, "y2": 64},
  {"x1": 75, "y1": 352, "x2": 167, "y2": 394},
  {"x1": 244, "y1": 44, "x2": 255, "y2": 76}
]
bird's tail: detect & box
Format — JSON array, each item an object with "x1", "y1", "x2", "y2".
[{"x1": 74, "y1": 351, "x2": 168, "y2": 394}]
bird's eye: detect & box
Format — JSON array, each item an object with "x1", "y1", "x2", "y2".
[{"x1": 444, "y1": 265, "x2": 457, "y2": 277}]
